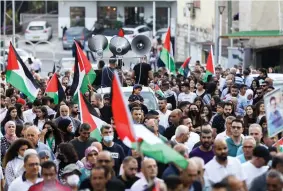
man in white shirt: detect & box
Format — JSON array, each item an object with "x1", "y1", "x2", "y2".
[
  {"x1": 131, "y1": 158, "x2": 164, "y2": 191},
  {"x1": 156, "y1": 98, "x2": 171, "y2": 129},
  {"x1": 170, "y1": 125, "x2": 189, "y2": 146},
  {"x1": 180, "y1": 116, "x2": 200, "y2": 153},
  {"x1": 23, "y1": 100, "x2": 41, "y2": 123},
  {"x1": 215, "y1": 116, "x2": 236, "y2": 141},
  {"x1": 178, "y1": 82, "x2": 197, "y2": 104},
  {"x1": 241, "y1": 145, "x2": 270, "y2": 188},
  {"x1": 8, "y1": 153, "x2": 42, "y2": 191},
  {"x1": 204, "y1": 139, "x2": 246, "y2": 190}
]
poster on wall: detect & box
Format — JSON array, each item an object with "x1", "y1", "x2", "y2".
[{"x1": 264, "y1": 88, "x2": 283, "y2": 137}]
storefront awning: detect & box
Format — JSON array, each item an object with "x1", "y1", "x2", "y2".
[{"x1": 221, "y1": 30, "x2": 283, "y2": 39}]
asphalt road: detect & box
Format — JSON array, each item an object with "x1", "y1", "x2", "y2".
[{"x1": 17, "y1": 35, "x2": 143, "y2": 77}]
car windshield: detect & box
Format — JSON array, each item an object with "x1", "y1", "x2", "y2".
[
  {"x1": 123, "y1": 92, "x2": 158, "y2": 110},
  {"x1": 124, "y1": 30, "x2": 134, "y2": 35},
  {"x1": 66, "y1": 28, "x2": 83, "y2": 36},
  {"x1": 29, "y1": 26, "x2": 44, "y2": 30}
]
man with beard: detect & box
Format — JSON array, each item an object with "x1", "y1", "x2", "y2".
[
  {"x1": 156, "y1": 98, "x2": 171, "y2": 129},
  {"x1": 117, "y1": 156, "x2": 140, "y2": 189},
  {"x1": 69, "y1": 103, "x2": 80, "y2": 120},
  {"x1": 204, "y1": 139, "x2": 246, "y2": 190},
  {"x1": 161, "y1": 81, "x2": 177, "y2": 110},
  {"x1": 164, "y1": 109, "x2": 182, "y2": 140},
  {"x1": 212, "y1": 102, "x2": 234, "y2": 134},
  {"x1": 180, "y1": 116, "x2": 200, "y2": 152},
  {"x1": 90, "y1": 93, "x2": 112, "y2": 124},
  {"x1": 0, "y1": 94, "x2": 7, "y2": 122},
  {"x1": 190, "y1": 128, "x2": 214, "y2": 164}
]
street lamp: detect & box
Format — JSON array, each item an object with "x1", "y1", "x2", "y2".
[
  {"x1": 218, "y1": 5, "x2": 225, "y2": 66},
  {"x1": 186, "y1": 2, "x2": 193, "y2": 57}
]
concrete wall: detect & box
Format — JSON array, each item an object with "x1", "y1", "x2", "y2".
[{"x1": 239, "y1": 0, "x2": 280, "y2": 31}]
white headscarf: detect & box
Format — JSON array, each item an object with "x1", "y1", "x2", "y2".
[{"x1": 245, "y1": 89, "x2": 254, "y2": 105}]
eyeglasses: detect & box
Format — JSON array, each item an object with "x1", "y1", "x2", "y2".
[
  {"x1": 98, "y1": 159, "x2": 111, "y2": 163},
  {"x1": 27, "y1": 163, "x2": 40, "y2": 167}
]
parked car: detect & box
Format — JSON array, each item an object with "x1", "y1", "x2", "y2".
[
  {"x1": 155, "y1": 28, "x2": 167, "y2": 39},
  {"x1": 123, "y1": 25, "x2": 153, "y2": 43},
  {"x1": 97, "y1": 86, "x2": 158, "y2": 110},
  {"x1": 63, "y1": 27, "x2": 89, "y2": 50},
  {"x1": 24, "y1": 21, "x2": 53, "y2": 42},
  {"x1": 4, "y1": 48, "x2": 34, "y2": 63}
]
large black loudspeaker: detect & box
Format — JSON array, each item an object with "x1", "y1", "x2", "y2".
[
  {"x1": 109, "y1": 36, "x2": 131, "y2": 56},
  {"x1": 131, "y1": 35, "x2": 152, "y2": 56},
  {"x1": 88, "y1": 35, "x2": 108, "y2": 57}
]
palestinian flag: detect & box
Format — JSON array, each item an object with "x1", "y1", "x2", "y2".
[
  {"x1": 118, "y1": 28, "x2": 125, "y2": 37},
  {"x1": 6, "y1": 42, "x2": 40, "y2": 101},
  {"x1": 70, "y1": 40, "x2": 96, "y2": 101},
  {"x1": 203, "y1": 46, "x2": 215, "y2": 82},
  {"x1": 273, "y1": 137, "x2": 283, "y2": 152},
  {"x1": 111, "y1": 72, "x2": 188, "y2": 169},
  {"x1": 78, "y1": 92, "x2": 106, "y2": 141},
  {"x1": 157, "y1": 27, "x2": 175, "y2": 75},
  {"x1": 111, "y1": 71, "x2": 136, "y2": 146},
  {"x1": 45, "y1": 73, "x2": 66, "y2": 105},
  {"x1": 178, "y1": 56, "x2": 191, "y2": 77},
  {"x1": 154, "y1": 85, "x2": 165, "y2": 98},
  {"x1": 132, "y1": 124, "x2": 188, "y2": 169}
]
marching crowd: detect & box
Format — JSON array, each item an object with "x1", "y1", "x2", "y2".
[{"x1": 0, "y1": 54, "x2": 283, "y2": 191}]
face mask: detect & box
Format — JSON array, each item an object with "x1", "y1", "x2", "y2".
[
  {"x1": 66, "y1": 174, "x2": 80, "y2": 186},
  {"x1": 103, "y1": 135, "x2": 114, "y2": 143},
  {"x1": 18, "y1": 155, "x2": 24, "y2": 160}
]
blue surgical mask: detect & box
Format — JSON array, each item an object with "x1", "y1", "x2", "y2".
[{"x1": 103, "y1": 135, "x2": 113, "y2": 143}]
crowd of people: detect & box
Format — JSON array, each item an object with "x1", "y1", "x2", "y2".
[{"x1": 0, "y1": 51, "x2": 283, "y2": 191}]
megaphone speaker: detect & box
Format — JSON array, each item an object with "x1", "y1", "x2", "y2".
[
  {"x1": 88, "y1": 35, "x2": 108, "y2": 55},
  {"x1": 109, "y1": 36, "x2": 131, "y2": 56},
  {"x1": 131, "y1": 35, "x2": 152, "y2": 56}
]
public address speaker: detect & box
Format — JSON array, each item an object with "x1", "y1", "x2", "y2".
[
  {"x1": 109, "y1": 36, "x2": 131, "y2": 56},
  {"x1": 131, "y1": 35, "x2": 152, "y2": 56},
  {"x1": 88, "y1": 35, "x2": 108, "y2": 57}
]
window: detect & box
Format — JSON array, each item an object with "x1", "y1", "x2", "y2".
[
  {"x1": 156, "y1": 8, "x2": 168, "y2": 29},
  {"x1": 97, "y1": 6, "x2": 117, "y2": 28},
  {"x1": 138, "y1": 28, "x2": 145, "y2": 33},
  {"x1": 29, "y1": 26, "x2": 44, "y2": 30},
  {"x1": 124, "y1": 7, "x2": 145, "y2": 25},
  {"x1": 70, "y1": 7, "x2": 85, "y2": 27}
]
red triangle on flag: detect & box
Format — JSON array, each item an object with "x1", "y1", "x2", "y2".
[
  {"x1": 163, "y1": 27, "x2": 171, "y2": 52},
  {"x1": 118, "y1": 28, "x2": 125, "y2": 37},
  {"x1": 206, "y1": 47, "x2": 215, "y2": 74},
  {"x1": 7, "y1": 42, "x2": 19, "y2": 70},
  {"x1": 111, "y1": 72, "x2": 136, "y2": 143},
  {"x1": 74, "y1": 41, "x2": 92, "y2": 73},
  {"x1": 78, "y1": 92, "x2": 97, "y2": 131},
  {"x1": 45, "y1": 73, "x2": 58, "y2": 93}
]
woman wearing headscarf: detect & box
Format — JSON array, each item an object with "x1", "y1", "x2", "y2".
[
  {"x1": 0, "y1": 121, "x2": 18, "y2": 163},
  {"x1": 3, "y1": 138, "x2": 33, "y2": 189},
  {"x1": 80, "y1": 146, "x2": 99, "y2": 183},
  {"x1": 58, "y1": 118, "x2": 75, "y2": 142},
  {"x1": 245, "y1": 89, "x2": 254, "y2": 105},
  {"x1": 1, "y1": 106, "x2": 23, "y2": 134}
]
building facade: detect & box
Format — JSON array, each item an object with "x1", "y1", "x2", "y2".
[{"x1": 58, "y1": 0, "x2": 177, "y2": 38}]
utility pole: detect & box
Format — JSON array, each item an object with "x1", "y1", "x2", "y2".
[
  {"x1": 214, "y1": 0, "x2": 219, "y2": 65},
  {"x1": 228, "y1": 0, "x2": 232, "y2": 46},
  {"x1": 4, "y1": 0, "x2": 6, "y2": 37},
  {"x1": 12, "y1": 0, "x2": 15, "y2": 45}
]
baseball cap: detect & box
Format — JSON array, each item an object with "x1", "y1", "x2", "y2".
[
  {"x1": 133, "y1": 84, "x2": 143, "y2": 90},
  {"x1": 38, "y1": 150, "x2": 50, "y2": 159},
  {"x1": 103, "y1": 93, "x2": 111, "y2": 100},
  {"x1": 62, "y1": 164, "x2": 82, "y2": 176},
  {"x1": 253, "y1": 145, "x2": 271, "y2": 164}
]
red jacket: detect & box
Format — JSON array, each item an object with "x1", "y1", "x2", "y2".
[{"x1": 28, "y1": 180, "x2": 72, "y2": 191}]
